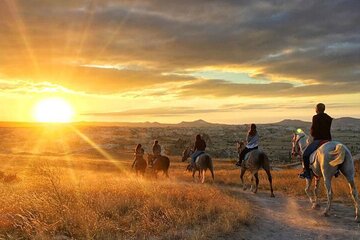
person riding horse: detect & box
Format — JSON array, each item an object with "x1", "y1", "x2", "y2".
[
  {"x1": 190, "y1": 134, "x2": 206, "y2": 169},
  {"x1": 132, "y1": 143, "x2": 145, "y2": 169},
  {"x1": 299, "y1": 103, "x2": 333, "y2": 179},
  {"x1": 152, "y1": 140, "x2": 161, "y2": 164},
  {"x1": 236, "y1": 124, "x2": 259, "y2": 166}
]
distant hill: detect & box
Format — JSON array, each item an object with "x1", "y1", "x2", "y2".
[
  {"x1": 273, "y1": 117, "x2": 360, "y2": 129},
  {"x1": 0, "y1": 117, "x2": 359, "y2": 129},
  {"x1": 273, "y1": 119, "x2": 310, "y2": 128},
  {"x1": 333, "y1": 117, "x2": 360, "y2": 129},
  {"x1": 177, "y1": 119, "x2": 222, "y2": 128}
]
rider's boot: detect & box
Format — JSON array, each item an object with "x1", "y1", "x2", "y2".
[
  {"x1": 299, "y1": 168, "x2": 311, "y2": 179},
  {"x1": 334, "y1": 169, "x2": 341, "y2": 178},
  {"x1": 235, "y1": 159, "x2": 242, "y2": 167}
]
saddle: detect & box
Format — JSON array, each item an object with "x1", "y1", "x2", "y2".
[
  {"x1": 194, "y1": 151, "x2": 205, "y2": 161},
  {"x1": 244, "y1": 149, "x2": 258, "y2": 161},
  {"x1": 309, "y1": 140, "x2": 330, "y2": 165}
]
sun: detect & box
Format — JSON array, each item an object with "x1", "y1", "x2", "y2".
[{"x1": 34, "y1": 98, "x2": 75, "y2": 123}]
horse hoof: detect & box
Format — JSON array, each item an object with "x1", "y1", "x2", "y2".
[
  {"x1": 323, "y1": 211, "x2": 329, "y2": 217},
  {"x1": 355, "y1": 216, "x2": 360, "y2": 223},
  {"x1": 270, "y1": 193, "x2": 275, "y2": 198},
  {"x1": 242, "y1": 187, "x2": 247, "y2": 191}
]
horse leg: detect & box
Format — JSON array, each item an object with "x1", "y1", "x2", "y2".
[
  {"x1": 305, "y1": 178, "x2": 314, "y2": 205},
  {"x1": 342, "y1": 173, "x2": 360, "y2": 222},
  {"x1": 165, "y1": 170, "x2": 169, "y2": 178},
  {"x1": 347, "y1": 179, "x2": 360, "y2": 222},
  {"x1": 312, "y1": 177, "x2": 321, "y2": 209},
  {"x1": 253, "y1": 172, "x2": 259, "y2": 194},
  {"x1": 240, "y1": 167, "x2": 247, "y2": 191},
  {"x1": 201, "y1": 169, "x2": 206, "y2": 184},
  {"x1": 265, "y1": 168, "x2": 275, "y2": 197},
  {"x1": 210, "y1": 167, "x2": 215, "y2": 182},
  {"x1": 250, "y1": 175, "x2": 254, "y2": 192},
  {"x1": 192, "y1": 169, "x2": 196, "y2": 182},
  {"x1": 323, "y1": 176, "x2": 333, "y2": 217}
]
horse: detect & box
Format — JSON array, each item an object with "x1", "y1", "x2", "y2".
[
  {"x1": 132, "y1": 156, "x2": 147, "y2": 176},
  {"x1": 147, "y1": 154, "x2": 170, "y2": 178},
  {"x1": 237, "y1": 141, "x2": 275, "y2": 197},
  {"x1": 291, "y1": 131, "x2": 360, "y2": 221},
  {"x1": 182, "y1": 147, "x2": 214, "y2": 183}
]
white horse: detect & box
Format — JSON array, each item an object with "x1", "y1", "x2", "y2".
[{"x1": 291, "y1": 131, "x2": 360, "y2": 221}]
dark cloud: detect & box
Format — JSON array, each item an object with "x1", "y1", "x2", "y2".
[{"x1": 0, "y1": 0, "x2": 359, "y2": 95}]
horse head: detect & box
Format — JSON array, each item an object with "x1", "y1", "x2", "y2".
[
  {"x1": 182, "y1": 147, "x2": 192, "y2": 162},
  {"x1": 236, "y1": 141, "x2": 245, "y2": 153},
  {"x1": 291, "y1": 131, "x2": 308, "y2": 158}
]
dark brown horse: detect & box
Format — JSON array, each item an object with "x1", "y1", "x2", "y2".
[
  {"x1": 132, "y1": 156, "x2": 147, "y2": 176},
  {"x1": 147, "y1": 154, "x2": 170, "y2": 178}
]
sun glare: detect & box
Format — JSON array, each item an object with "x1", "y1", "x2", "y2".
[{"x1": 34, "y1": 98, "x2": 74, "y2": 123}]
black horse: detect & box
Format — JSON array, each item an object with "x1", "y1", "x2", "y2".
[{"x1": 147, "y1": 154, "x2": 170, "y2": 178}]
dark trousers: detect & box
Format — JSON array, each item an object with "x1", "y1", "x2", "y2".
[
  {"x1": 303, "y1": 140, "x2": 321, "y2": 170},
  {"x1": 239, "y1": 146, "x2": 258, "y2": 161}
]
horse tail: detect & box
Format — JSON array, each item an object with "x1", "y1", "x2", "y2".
[{"x1": 329, "y1": 144, "x2": 346, "y2": 167}]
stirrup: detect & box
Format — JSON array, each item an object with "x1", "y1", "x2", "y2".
[{"x1": 299, "y1": 170, "x2": 311, "y2": 179}]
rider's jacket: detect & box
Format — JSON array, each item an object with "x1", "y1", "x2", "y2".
[
  {"x1": 194, "y1": 139, "x2": 206, "y2": 151},
  {"x1": 311, "y1": 112, "x2": 333, "y2": 141},
  {"x1": 152, "y1": 143, "x2": 161, "y2": 155}
]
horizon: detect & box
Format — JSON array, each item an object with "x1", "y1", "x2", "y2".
[
  {"x1": 1, "y1": 116, "x2": 359, "y2": 127},
  {"x1": 0, "y1": 1, "x2": 359, "y2": 123}
]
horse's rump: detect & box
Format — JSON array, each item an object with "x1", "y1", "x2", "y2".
[
  {"x1": 311, "y1": 142, "x2": 346, "y2": 167},
  {"x1": 244, "y1": 150, "x2": 265, "y2": 169},
  {"x1": 329, "y1": 144, "x2": 346, "y2": 167},
  {"x1": 135, "y1": 158, "x2": 147, "y2": 170}
]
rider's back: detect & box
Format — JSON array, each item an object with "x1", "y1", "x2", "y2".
[{"x1": 311, "y1": 112, "x2": 332, "y2": 140}]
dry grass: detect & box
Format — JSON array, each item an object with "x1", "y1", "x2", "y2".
[
  {"x1": 0, "y1": 155, "x2": 252, "y2": 239},
  {"x1": 211, "y1": 161, "x2": 360, "y2": 204}
]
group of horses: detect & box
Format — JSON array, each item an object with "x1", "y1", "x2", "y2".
[
  {"x1": 133, "y1": 131, "x2": 360, "y2": 222},
  {"x1": 133, "y1": 154, "x2": 170, "y2": 178}
]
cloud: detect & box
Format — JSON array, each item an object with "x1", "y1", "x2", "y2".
[
  {"x1": 0, "y1": 0, "x2": 359, "y2": 96},
  {"x1": 178, "y1": 79, "x2": 360, "y2": 98}
]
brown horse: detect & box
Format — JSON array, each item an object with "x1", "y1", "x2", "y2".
[
  {"x1": 147, "y1": 154, "x2": 170, "y2": 178},
  {"x1": 132, "y1": 156, "x2": 147, "y2": 176},
  {"x1": 237, "y1": 141, "x2": 275, "y2": 197}
]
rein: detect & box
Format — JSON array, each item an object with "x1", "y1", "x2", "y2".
[{"x1": 294, "y1": 134, "x2": 306, "y2": 156}]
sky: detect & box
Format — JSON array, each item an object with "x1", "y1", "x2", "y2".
[{"x1": 0, "y1": 0, "x2": 359, "y2": 124}]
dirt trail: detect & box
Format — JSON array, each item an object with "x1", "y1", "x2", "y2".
[{"x1": 221, "y1": 187, "x2": 360, "y2": 240}]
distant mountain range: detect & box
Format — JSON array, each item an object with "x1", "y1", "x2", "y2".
[
  {"x1": 274, "y1": 117, "x2": 360, "y2": 129},
  {"x1": 0, "y1": 117, "x2": 359, "y2": 128}
]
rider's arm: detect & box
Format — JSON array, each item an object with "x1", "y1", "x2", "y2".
[{"x1": 310, "y1": 115, "x2": 318, "y2": 138}]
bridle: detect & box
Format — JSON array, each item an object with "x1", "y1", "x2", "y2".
[{"x1": 292, "y1": 134, "x2": 305, "y2": 157}]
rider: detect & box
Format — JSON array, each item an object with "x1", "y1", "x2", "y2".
[
  {"x1": 191, "y1": 134, "x2": 206, "y2": 167},
  {"x1": 152, "y1": 140, "x2": 161, "y2": 163},
  {"x1": 299, "y1": 103, "x2": 333, "y2": 179},
  {"x1": 132, "y1": 143, "x2": 145, "y2": 168},
  {"x1": 236, "y1": 123, "x2": 259, "y2": 166}
]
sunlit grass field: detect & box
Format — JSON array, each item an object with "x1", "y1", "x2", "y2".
[
  {"x1": 0, "y1": 154, "x2": 252, "y2": 239},
  {"x1": 1, "y1": 152, "x2": 359, "y2": 239}
]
